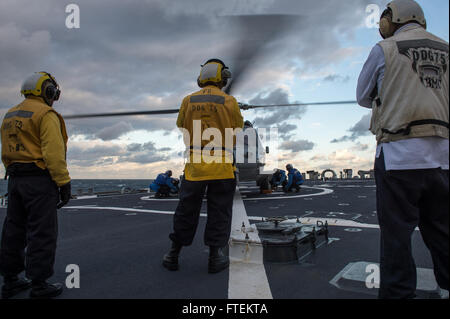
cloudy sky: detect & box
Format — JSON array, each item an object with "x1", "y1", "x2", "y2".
[{"x1": 0, "y1": 0, "x2": 448, "y2": 179}]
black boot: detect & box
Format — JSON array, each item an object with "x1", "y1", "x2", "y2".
[
  {"x1": 29, "y1": 281, "x2": 63, "y2": 299},
  {"x1": 162, "y1": 241, "x2": 182, "y2": 271},
  {"x1": 1, "y1": 276, "x2": 32, "y2": 299},
  {"x1": 208, "y1": 246, "x2": 229, "y2": 274}
]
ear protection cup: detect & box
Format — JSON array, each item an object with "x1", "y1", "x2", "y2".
[
  {"x1": 379, "y1": 16, "x2": 396, "y2": 39},
  {"x1": 45, "y1": 83, "x2": 57, "y2": 100},
  {"x1": 38, "y1": 72, "x2": 61, "y2": 106},
  {"x1": 379, "y1": 9, "x2": 396, "y2": 39},
  {"x1": 41, "y1": 72, "x2": 61, "y2": 101},
  {"x1": 221, "y1": 68, "x2": 231, "y2": 87},
  {"x1": 379, "y1": 17, "x2": 396, "y2": 39},
  {"x1": 40, "y1": 81, "x2": 55, "y2": 106},
  {"x1": 197, "y1": 76, "x2": 204, "y2": 88}
]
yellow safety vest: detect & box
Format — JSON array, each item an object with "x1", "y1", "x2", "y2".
[
  {"x1": 1, "y1": 96, "x2": 68, "y2": 172},
  {"x1": 177, "y1": 86, "x2": 244, "y2": 181}
]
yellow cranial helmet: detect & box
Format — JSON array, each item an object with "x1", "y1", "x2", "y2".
[
  {"x1": 197, "y1": 58, "x2": 231, "y2": 88},
  {"x1": 21, "y1": 71, "x2": 60, "y2": 101}
]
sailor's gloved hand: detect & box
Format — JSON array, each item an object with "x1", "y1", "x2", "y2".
[{"x1": 57, "y1": 182, "x2": 71, "y2": 209}]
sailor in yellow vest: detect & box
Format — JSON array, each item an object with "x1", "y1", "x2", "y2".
[
  {"x1": 163, "y1": 59, "x2": 243, "y2": 273},
  {"x1": 0, "y1": 72, "x2": 71, "y2": 299},
  {"x1": 357, "y1": 0, "x2": 449, "y2": 299}
]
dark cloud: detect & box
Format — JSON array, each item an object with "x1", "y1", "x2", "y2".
[
  {"x1": 277, "y1": 123, "x2": 298, "y2": 139},
  {"x1": 119, "y1": 141, "x2": 171, "y2": 164},
  {"x1": 121, "y1": 153, "x2": 168, "y2": 164},
  {"x1": 323, "y1": 74, "x2": 351, "y2": 83},
  {"x1": 330, "y1": 113, "x2": 371, "y2": 143},
  {"x1": 67, "y1": 143, "x2": 123, "y2": 166},
  {"x1": 310, "y1": 154, "x2": 326, "y2": 161},
  {"x1": 249, "y1": 88, "x2": 291, "y2": 106},
  {"x1": 351, "y1": 142, "x2": 369, "y2": 151},
  {"x1": 248, "y1": 88, "x2": 307, "y2": 140},
  {"x1": 280, "y1": 139, "x2": 314, "y2": 153},
  {"x1": 96, "y1": 122, "x2": 133, "y2": 141},
  {"x1": 68, "y1": 145, "x2": 121, "y2": 159},
  {"x1": 67, "y1": 141, "x2": 171, "y2": 167},
  {"x1": 127, "y1": 143, "x2": 142, "y2": 152}
]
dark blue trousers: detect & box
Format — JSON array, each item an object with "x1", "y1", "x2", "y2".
[
  {"x1": 0, "y1": 175, "x2": 59, "y2": 281},
  {"x1": 170, "y1": 178, "x2": 236, "y2": 248},
  {"x1": 375, "y1": 150, "x2": 449, "y2": 299}
]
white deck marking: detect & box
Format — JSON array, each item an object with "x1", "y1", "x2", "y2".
[
  {"x1": 73, "y1": 195, "x2": 98, "y2": 200},
  {"x1": 139, "y1": 185, "x2": 334, "y2": 202},
  {"x1": 241, "y1": 186, "x2": 333, "y2": 201},
  {"x1": 139, "y1": 196, "x2": 193, "y2": 202},
  {"x1": 64, "y1": 206, "x2": 209, "y2": 217},
  {"x1": 287, "y1": 217, "x2": 380, "y2": 229},
  {"x1": 228, "y1": 188, "x2": 273, "y2": 299}
]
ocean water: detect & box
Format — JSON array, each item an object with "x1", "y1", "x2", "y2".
[{"x1": 0, "y1": 179, "x2": 152, "y2": 195}]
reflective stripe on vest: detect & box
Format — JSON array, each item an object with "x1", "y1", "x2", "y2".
[
  {"x1": 190, "y1": 95, "x2": 225, "y2": 104},
  {"x1": 4, "y1": 110, "x2": 34, "y2": 119}
]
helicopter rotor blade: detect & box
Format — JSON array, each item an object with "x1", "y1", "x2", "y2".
[
  {"x1": 240, "y1": 100, "x2": 358, "y2": 110},
  {"x1": 64, "y1": 108, "x2": 180, "y2": 119},
  {"x1": 63, "y1": 100, "x2": 358, "y2": 119}
]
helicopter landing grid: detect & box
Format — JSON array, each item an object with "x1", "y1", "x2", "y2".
[{"x1": 0, "y1": 180, "x2": 445, "y2": 299}]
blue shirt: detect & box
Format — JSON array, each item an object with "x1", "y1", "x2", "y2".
[
  {"x1": 286, "y1": 168, "x2": 304, "y2": 189},
  {"x1": 356, "y1": 44, "x2": 385, "y2": 108},
  {"x1": 151, "y1": 173, "x2": 178, "y2": 192},
  {"x1": 271, "y1": 170, "x2": 286, "y2": 185}
]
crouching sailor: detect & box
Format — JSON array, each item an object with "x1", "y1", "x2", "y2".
[
  {"x1": 284, "y1": 164, "x2": 304, "y2": 193},
  {"x1": 270, "y1": 168, "x2": 287, "y2": 190},
  {"x1": 150, "y1": 170, "x2": 179, "y2": 198}
]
